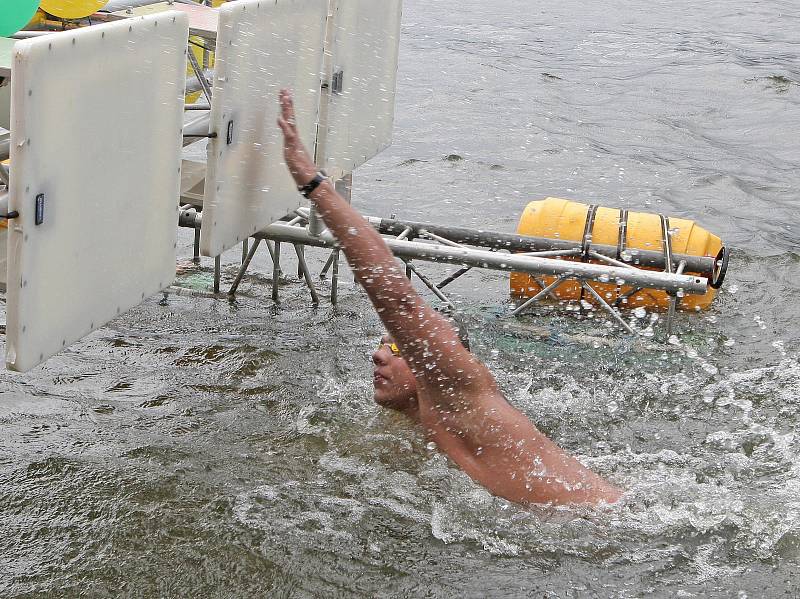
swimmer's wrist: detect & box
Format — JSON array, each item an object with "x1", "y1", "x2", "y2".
[{"x1": 298, "y1": 171, "x2": 329, "y2": 199}]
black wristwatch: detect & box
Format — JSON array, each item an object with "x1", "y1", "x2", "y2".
[{"x1": 298, "y1": 171, "x2": 327, "y2": 198}]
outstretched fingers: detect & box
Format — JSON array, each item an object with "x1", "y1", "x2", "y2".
[{"x1": 278, "y1": 88, "x2": 298, "y2": 138}]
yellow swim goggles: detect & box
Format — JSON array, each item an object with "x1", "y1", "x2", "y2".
[{"x1": 377, "y1": 341, "x2": 401, "y2": 356}]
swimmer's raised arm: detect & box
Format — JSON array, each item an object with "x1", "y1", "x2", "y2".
[
  {"x1": 277, "y1": 89, "x2": 477, "y2": 396},
  {"x1": 278, "y1": 89, "x2": 621, "y2": 505}
]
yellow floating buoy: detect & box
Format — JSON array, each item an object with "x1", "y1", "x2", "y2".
[
  {"x1": 510, "y1": 198, "x2": 726, "y2": 311},
  {"x1": 39, "y1": 0, "x2": 108, "y2": 21}
]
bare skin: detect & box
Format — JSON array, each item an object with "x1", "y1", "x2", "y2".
[{"x1": 278, "y1": 89, "x2": 622, "y2": 505}]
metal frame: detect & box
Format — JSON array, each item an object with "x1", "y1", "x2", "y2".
[
  {"x1": 0, "y1": 0, "x2": 728, "y2": 373},
  {"x1": 177, "y1": 199, "x2": 715, "y2": 339}
]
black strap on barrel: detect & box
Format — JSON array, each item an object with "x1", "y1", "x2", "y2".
[
  {"x1": 613, "y1": 209, "x2": 630, "y2": 301},
  {"x1": 581, "y1": 205, "x2": 599, "y2": 260},
  {"x1": 660, "y1": 214, "x2": 674, "y2": 274},
  {"x1": 616, "y1": 209, "x2": 628, "y2": 261},
  {"x1": 579, "y1": 205, "x2": 598, "y2": 304}
]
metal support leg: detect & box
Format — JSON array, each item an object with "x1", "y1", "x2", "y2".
[
  {"x1": 331, "y1": 249, "x2": 340, "y2": 305},
  {"x1": 512, "y1": 275, "x2": 569, "y2": 316},
  {"x1": 193, "y1": 228, "x2": 201, "y2": 263},
  {"x1": 297, "y1": 245, "x2": 305, "y2": 279},
  {"x1": 533, "y1": 276, "x2": 562, "y2": 302},
  {"x1": 241, "y1": 239, "x2": 249, "y2": 264},
  {"x1": 666, "y1": 295, "x2": 677, "y2": 337},
  {"x1": 581, "y1": 282, "x2": 636, "y2": 334},
  {"x1": 437, "y1": 266, "x2": 472, "y2": 290},
  {"x1": 213, "y1": 255, "x2": 221, "y2": 294},
  {"x1": 665, "y1": 260, "x2": 686, "y2": 338},
  {"x1": 404, "y1": 261, "x2": 455, "y2": 309},
  {"x1": 272, "y1": 242, "x2": 281, "y2": 303},
  {"x1": 308, "y1": 207, "x2": 324, "y2": 237},
  {"x1": 229, "y1": 238, "x2": 262, "y2": 295},
  {"x1": 294, "y1": 244, "x2": 320, "y2": 305},
  {"x1": 320, "y1": 249, "x2": 337, "y2": 279},
  {"x1": 613, "y1": 286, "x2": 643, "y2": 308},
  {"x1": 397, "y1": 228, "x2": 414, "y2": 281}
]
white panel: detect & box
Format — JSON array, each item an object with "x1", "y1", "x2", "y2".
[
  {"x1": 0, "y1": 224, "x2": 7, "y2": 291},
  {"x1": 200, "y1": 0, "x2": 327, "y2": 258},
  {"x1": 0, "y1": 83, "x2": 9, "y2": 130},
  {"x1": 321, "y1": 0, "x2": 402, "y2": 175},
  {"x1": 5, "y1": 13, "x2": 188, "y2": 372}
]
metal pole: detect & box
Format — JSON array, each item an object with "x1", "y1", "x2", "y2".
[
  {"x1": 308, "y1": 207, "x2": 325, "y2": 237},
  {"x1": 665, "y1": 261, "x2": 686, "y2": 338},
  {"x1": 213, "y1": 255, "x2": 221, "y2": 294},
  {"x1": 229, "y1": 238, "x2": 262, "y2": 295},
  {"x1": 264, "y1": 238, "x2": 277, "y2": 264},
  {"x1": 436, "y1": 266, "x2": 472, "y2": 290},
  {"x1": 521, "y1": 249, "x2": 582, "y2": 259},
  {"x1": 294, "y1": 244, "x2": 320, "y2": 305},
  {"x1": 296, "y1": 245, "x2": 305, "y2": 279},
  {"x1": 532, "y1": 276, "x2": 562, "y2": 302},
  {"x1": 581, "y1": 282, "x2": 636, "y2": 334},
  {"x1": 177, "y1": 210, "x2": 710, "y2": 296},
  {"x1": 588, "y1": 250, "x2": 637, "y2": 269},
  {"x1": 404, "y1": 261, "x2": 455, "y2": 309},
  {"x1": 272, "y1": 242, "x2": 281, "y2": 303},
  {"x1": 666, "y1": 295, "x2": 677, "y2": 338},
  {"x1": 371, "y1": 216, "x2": 720, "y2": 278},
  {"x1": 187, "y1": 46, "x2": 212, "y2": 106},
  {"x1": 397, "y1": 227, "x2": 413, "y2": 279},
  {"x1": 331, "y1": 249, "x2": 340, "y2": 305},
  {"x1": 512, "y1": 275, "x2": 570, "y2": 316},
  {"x1": 320, "y1": 249, "x2": 337, "y2": 278},
  {"x1": 242, "y1": 239, "x2": 249, "y2": 264},
  {"x1": 193, "y1": 228, "x2": 201, "y2": 263},
  {"x1": 327, "y1": 175, "x2": 351, "y2": 301},
  {"x1": 613, "y1": 287, "x2": 643, "y2": 308}
]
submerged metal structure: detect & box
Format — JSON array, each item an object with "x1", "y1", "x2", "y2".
[{"x1": 0, "y1": 0, "x2": 728, "y2": 372}]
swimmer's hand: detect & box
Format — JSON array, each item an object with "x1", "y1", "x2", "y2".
[{"x1": 277, "y1": 89, "x2": 317, "y2": 187}]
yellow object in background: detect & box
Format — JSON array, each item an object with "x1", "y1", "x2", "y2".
[
  {"x1": 509, "y1": 198, "x2": 724, "y2": 312},
  {"x1": 39, "y1": 0, "x2": 108, "y2": 20},
  {"x1": 26, "y1": 8, "x2": 48, "y2": 29},
  {"x1": 186, "y1": 34, "x2": 214, "y2": 104}
]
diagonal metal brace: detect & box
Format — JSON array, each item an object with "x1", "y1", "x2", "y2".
[
  {"x1": 581, "y1": 282, "x2": 636, "y2": 334},
  {"x1": 512, "y1": 275, "x2": 570, "y2": 316}
]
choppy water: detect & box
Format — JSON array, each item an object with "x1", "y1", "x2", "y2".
[{"x1": 2, "y1": 0, "x2": 800, "y2": 596}]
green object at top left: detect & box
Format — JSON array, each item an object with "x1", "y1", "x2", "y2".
[{"x1": 0, "y1": 0, "x2": 41, "y2": 37}]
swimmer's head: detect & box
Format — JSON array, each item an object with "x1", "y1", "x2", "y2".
[
  {"x1": 372, "y1": 334, "x2": 418, "y2": 413},
  {"x1": 371, "y1": 314, "x2": 470, "y2": 415}
]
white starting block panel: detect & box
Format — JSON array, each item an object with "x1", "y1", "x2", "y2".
[
  {"x1": 5, "y1": 13, "x2": 188, "y2": 372},
  {"x1": 0, "y1": 223, "x2": 7, "y2": 291},
  {"x1": 200, "y1": 0, "x2": 327, "y2": 258},
  {"x1": 110, "y1": 1, "x2": 219, "y2": 40},
  {"x1": 320, "y1": 0, "x2": 402, "y2": 176}
]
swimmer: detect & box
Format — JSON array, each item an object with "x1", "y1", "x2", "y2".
[{"x1": 278, "y1": 89, "x2": 621, "y2": 505}]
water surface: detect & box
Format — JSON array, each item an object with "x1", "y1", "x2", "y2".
[{"x1": 2, "y1": 0, "x2": 800, "y2": 596}]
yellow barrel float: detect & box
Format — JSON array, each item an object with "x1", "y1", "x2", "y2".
[
  {"x1": 39, "y1": 0, "x2": 108, "y2": 21},
  {"x1": 510, "y1": 198, "x2": 727, "y2": 311}
]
